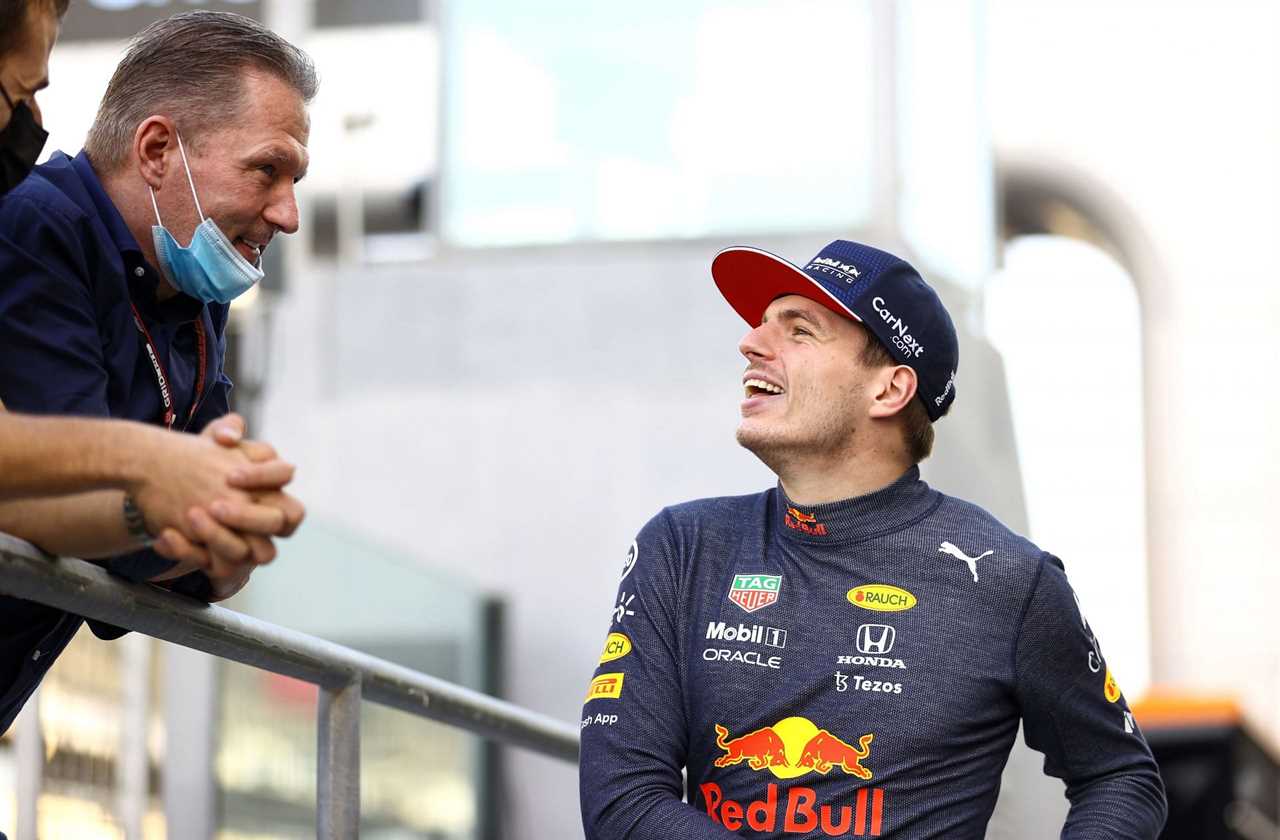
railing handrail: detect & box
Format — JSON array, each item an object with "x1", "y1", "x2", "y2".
[{"x1": 0, "y1": 533, "x2": 580, "y2": 837}]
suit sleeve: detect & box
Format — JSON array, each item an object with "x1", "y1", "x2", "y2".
[
  {"x1": 1014, "y1": 554, "x2": 1167, "y2": 839},
  {"x1": 579, "y1": 510, "x2": 740, "y2": 840}
]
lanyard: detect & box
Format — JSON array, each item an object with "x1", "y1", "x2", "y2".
[{"x1": 130, "y1": 303, "x2": 207, "y2": 431}]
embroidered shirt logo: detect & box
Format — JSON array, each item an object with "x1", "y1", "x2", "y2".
[
  {"x1": 728, "y1": 573, "x2": 782, "y2": 613},
  {"x1": 938, "y1": 542, "x2": 992, "y2": 583},
  {"x1": 784, "y1": 507, "x2": 828, "y2": 536},
  {"x1": 847, "y1": 584, "x2": 917, "y2": 612}
]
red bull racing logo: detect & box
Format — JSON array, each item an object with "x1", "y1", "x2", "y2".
[
  {"x1": 785, "y1": 507, "x2": 828, "y2": 536},
  {"x1": 704, "y1": 717, "x2": 886, "y2": 835}
]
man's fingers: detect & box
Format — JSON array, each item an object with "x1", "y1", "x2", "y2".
[
  {"x1": 208, "y1": 566, "x2": 253, "y2": 602},
  {"x1": 238, "y1": 439, "x2": 279, "y2": 463},
  {"x1": 205, "y1": 412, "x2": 246, "y2": 446},
  {"x1": 261, "y1": 492, "x2": 306, "y2": 536},
  {"x1": 244, "y1": 534, "x2": 277, "y2": 566},
  {"x1": 186, "y1": 506, "x2": 252, "y2": 569},
  {"x1": 208, "y1": 499, "x2": 286, "y2": 535},
  {"x1": 228, "y1": 459, "x2": 295, "y2": 490},
  {"x1": 153, "y1": 528, "x2": 212, "y2": 569}
]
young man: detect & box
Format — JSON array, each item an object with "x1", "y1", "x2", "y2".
[{"x1": 579, "y1": 240, "x2": 1166, "y2": 838}]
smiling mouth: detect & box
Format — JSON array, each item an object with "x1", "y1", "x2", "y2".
[
  {"x1": 234, "y1": 237, "x2": 265, "y2": 264},
  {"x1": 744, "y1": 378, "x2": 785, "y2": 398}
]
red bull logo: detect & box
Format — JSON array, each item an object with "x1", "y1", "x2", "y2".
[
  {"x1": 706, "y1": 717, "x2": 884, "y2": 835},
  {"x1": 700, "y1": 782, "x2": 885, "y2": 837},
  {"x1": 712, "y1": 717, "x2": 874, "y2": 780},
  {"x1": 714, "y1": 724, "x2": 789, "y2": 770},
  {"x1": 785, "y1": 507, "x2": 829, "y2": 536}
]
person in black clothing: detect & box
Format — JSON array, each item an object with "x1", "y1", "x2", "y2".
[{"x1": 579, "y1": 240, "x2": 1166, "y2": 838}]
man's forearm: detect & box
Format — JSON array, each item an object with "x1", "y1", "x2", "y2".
[
  {"x1": 0, "y1": 490, "x2": 141, "y2": 559},
  {"x1": 0, "y1": 413, "x2": 156, "y2": 500}
]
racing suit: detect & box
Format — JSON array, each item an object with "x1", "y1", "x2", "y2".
[{"x1": 579, "y1": 467, "x2": 1166, "y2": 838}]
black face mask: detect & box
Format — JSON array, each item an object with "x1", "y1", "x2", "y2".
[{"x1": 0, "y1": 83, "x2": 48, "y2": 196}]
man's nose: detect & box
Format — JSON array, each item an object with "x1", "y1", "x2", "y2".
[
  {"x1": 739, "y1": 323, "x2": 774, "y2": 361},
  {"x1": 263, "y1": 183, "x2": 300, "y2": 235}
]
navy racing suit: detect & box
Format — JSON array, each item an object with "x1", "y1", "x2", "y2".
[{"x1": 579, "y1": 467, "x2": 1166, "y2": 839}]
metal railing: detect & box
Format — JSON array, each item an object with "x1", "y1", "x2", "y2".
[{"x1": 0, "y1": 534, "x2": 580, "y2": 838}]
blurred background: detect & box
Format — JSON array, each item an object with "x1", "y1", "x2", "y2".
[{"x1": 2, "y1": 0, "x2": 1277, "y2": 837}]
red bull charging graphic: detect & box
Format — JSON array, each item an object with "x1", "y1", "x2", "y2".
[{"x1": 703, "y1": 716, "x2": 886, "y2": 836}]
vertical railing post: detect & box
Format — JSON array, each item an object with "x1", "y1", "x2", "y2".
[
  {"x1": 118, "y1": 635, "x2": 152, "y2": 840},
  {"x1": 317, "y1": 676, "x2": 361, "y2": 839},
  {"x1": 15, "y1": 686, "x2": 42, "y2": 840}
]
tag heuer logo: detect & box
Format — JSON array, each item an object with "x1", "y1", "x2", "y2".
[{"x1": 728, "y1": 573, "x2": 782, "y2": 613}]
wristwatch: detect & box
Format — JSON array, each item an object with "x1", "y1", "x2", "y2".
[{"x1": 122, "y1": 494, "x2": 155, "y2": 547}]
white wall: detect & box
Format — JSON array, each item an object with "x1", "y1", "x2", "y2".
[{"x1": 988, "y1": 0, "x2": 1280, "y2": 751}]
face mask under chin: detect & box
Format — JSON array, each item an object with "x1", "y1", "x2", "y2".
[{"x1": 147, "y1": 131, "x2": 264, "y2": 304}]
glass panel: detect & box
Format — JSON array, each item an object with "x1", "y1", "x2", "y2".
[
  {"x1": 442, "y1": 0, "x2": 875, "y2": 246},
  {"x1": 216, "y1": 517, "x2": 491, "y2": 838}
]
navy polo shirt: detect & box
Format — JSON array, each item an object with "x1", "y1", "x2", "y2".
[{"x1": 0, "y1": 150, "x2": 232, "y2": 734}]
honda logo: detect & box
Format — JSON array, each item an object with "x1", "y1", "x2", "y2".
[{"x1": 856, "y1": 624, "x2": 896, "y2": 655}]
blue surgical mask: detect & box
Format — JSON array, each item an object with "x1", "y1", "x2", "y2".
[{"x1": 149, "y1": 132, "x2": 264, "y2": 304}]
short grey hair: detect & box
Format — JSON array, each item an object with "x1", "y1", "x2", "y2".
[{"x1": 84, "y1": 10, "x2": 318, "y2": 172}]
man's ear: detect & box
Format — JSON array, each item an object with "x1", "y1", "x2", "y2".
[
  {"x1": 133, "y1": 116, "x2": 177, "y2": 190},
  {"x1": 868, "y1": 365, "x2": 918, "y2": 419}
]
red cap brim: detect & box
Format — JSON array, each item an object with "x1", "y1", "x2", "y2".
[{"x1": 711, "y1": 246, "x2": 863, "y2": 327}]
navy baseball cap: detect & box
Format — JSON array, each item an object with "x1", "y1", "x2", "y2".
[{"x1": 712, "y1": 239, "x2": 959, "y2": 421}]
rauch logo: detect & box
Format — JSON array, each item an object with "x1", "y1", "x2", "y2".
[{"x1": 847, "y1": 585, "x2": 916, "y2": 613}]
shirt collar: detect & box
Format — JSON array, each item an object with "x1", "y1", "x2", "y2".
[
  {"x1": 774, "y1": 466, "x2": 940, "y2": 544},
  {"x1": 69, "y1": 150, "x2": 204, "y2": 325}
]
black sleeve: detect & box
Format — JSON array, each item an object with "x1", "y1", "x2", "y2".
[
  {"x1": 579, "y1": 510, "x2": 741, "y2": 840},
  {"x1": 1014, "y1": 554, "x2": 1167, "y2": 839}
]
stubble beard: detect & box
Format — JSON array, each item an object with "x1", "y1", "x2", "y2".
[{"x1": 736, "y1": 383, "x2": 864, "y2": 479}]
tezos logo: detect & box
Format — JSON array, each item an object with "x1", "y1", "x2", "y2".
[
  {"x1": 847, "y1": 585, "x2": 917, "y2": 613},
  {"x1": 870, "y1": 296, "x2": 925, "y2": 358}
]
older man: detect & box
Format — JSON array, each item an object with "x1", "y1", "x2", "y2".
[
  {"x1": 580, "y1": 240, "x2": 1166, "y2": 838},
  {"x1": 0, "y1": 0, "x2": 300, "y2": 568},
  {"x1": 0, "y1": 9, "x2": 315, "y2": 737}
]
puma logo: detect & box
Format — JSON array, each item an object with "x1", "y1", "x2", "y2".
[{"x1": 939, "y1": 541, "x2": 992, "y2": 583}]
